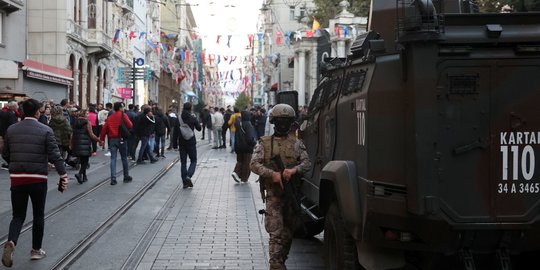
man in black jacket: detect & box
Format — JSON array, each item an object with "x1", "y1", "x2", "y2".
[
  {"x1": 135, "y1": 106, "x2": 158, "y2": 164},
  {"x1": 178, "y1": 102, "x2": 201, "y2": 188},
  {"x1": 166, "y1": 107, "x2": 180, "y2": 150},
  {"x1": 0, "y1": 101, "x2": 19, "y2": 169},
  {"x1": 221, "y1": 106, "x2": 232, "y2": 149},
  {"x1": 153, "y1": 107, "x2": 170, "y2": 158},
  {"x1": 2, "y1": 99, "x2": 68, "y2": 267}
]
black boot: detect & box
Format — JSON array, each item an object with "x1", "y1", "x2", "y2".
[
  {"x1": 83, "y1": 173, "x2": 88, "y2": 182},
  {"x1": 75, "y1": 173, "x2": 83, "y2": 184}
]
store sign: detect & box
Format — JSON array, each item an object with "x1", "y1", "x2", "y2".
[
  {"x1": 118, "y1": 87, "x2": 133, "y2": 99},
  {"x1": 26, "y1": 71, "x2": 73, "y2": 86}
]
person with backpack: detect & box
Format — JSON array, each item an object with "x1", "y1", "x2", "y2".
[
  {"x1": 99, "y1": 102, "x2": 133, "y2": 185},
  {"x1": 48, "y1": 106, "x2": 72, "y2": 165},
  {"x1": 178, "y1": 102, "x2": 201, "y2": 188},
  {"x1": 232, "y1": 110, "x2": 257, "y2": 183}
]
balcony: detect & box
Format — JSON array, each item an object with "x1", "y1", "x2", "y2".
[
  {"x1": 67, "y1": 19, "x2": 87, "y2": 43},
  {"x1": 0, "y1": 0, "x2": 23, "y2": 14},
  {"x1": 119, "y1": 0, "x2": 133, "y2": 14},
  {"x1": 87, "y1": 29, "x2": 113, "y2": 60}
]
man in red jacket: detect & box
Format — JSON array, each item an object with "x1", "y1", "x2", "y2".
[{"x1": 99, "y1": 102, "x2": 133, "y2": 185}]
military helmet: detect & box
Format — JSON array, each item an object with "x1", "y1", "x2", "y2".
[{"x1": 269, "y1": 104, "x2": 296, "y2": 119}]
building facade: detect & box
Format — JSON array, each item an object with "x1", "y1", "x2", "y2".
[
  {"x1": 258, "y1": 0, "x2": 316, "y2": 106},
  {"x1": 0, "y1": 0, "x2": 26, "y2": 106}
]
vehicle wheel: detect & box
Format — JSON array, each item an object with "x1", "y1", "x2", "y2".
[
  {"x1": 294, "y1": 219, "x2": 324, "y2": 238},
  {"x1": 324, "y1": 203, "x2": 363, "y2": 270}
]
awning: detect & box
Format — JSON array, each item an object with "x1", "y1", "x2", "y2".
[
  {"x1": 0, "y1": 86, "x2": 24, "y2": 95},
  {"x1": 0, "y1": 0, "x2": 23, "y2": 14},
  {"x1": 22, "y1": 60, "x2": 73, "y2": 86}
]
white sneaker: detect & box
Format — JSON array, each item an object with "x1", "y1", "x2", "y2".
[
  {"x1": 2, "y1": 241, "x2": 14, "y2": 267},
  {"x1": 30, "y1": 249, "x2": 46, "y2": 260},
  {"x1": 104, "y1": 152, "x2": 111, "y2": 156},
  {"x1": 232, "y1": 172, "x2": 240, "y2": 183}
]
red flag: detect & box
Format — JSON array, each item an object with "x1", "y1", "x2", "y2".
[
  {"x1": 216, "y1": 35, "x2": 221, "y2": 44},
  {"x1": 335, "y1": 26, "x2": 341, "y2": 38},
  {"x1": 129, "y1": 31, "x2": 135, "y2": 40},
  {"x1": 185, "y1": 49, "x2": 190, "y2": 63},
  {"x1": 248, "y1": 34, "x2": 254, "y2": 48},
  {"x1": 276, "y1": 32, "x2": 283, "y2": 45},
  {"x1": 306, "y1": 31, "x2": 314, "y2": 38}
]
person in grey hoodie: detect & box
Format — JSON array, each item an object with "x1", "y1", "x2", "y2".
[{"x1": 178, "y1": 102, "x2": 201, "y2": 188}]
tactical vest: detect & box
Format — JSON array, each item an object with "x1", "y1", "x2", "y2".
[{"x1": 259, "y1": 135, "x2": 299, "y2": 190}]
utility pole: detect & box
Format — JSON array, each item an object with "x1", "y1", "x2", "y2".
[
  {"x1": 132, "y1": 57, "x2": 137, "y2": 104},
  {"x1": 251, "y1": 44, "x2": 255, "y2": 106}
]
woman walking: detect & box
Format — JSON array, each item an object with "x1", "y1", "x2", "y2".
[
  {"x1": 71, "y1": 109, "x2": 102, "y2": 183},
  {"x1": 232, "y1": 110, "x2": 257, "y2": 183},
  {"x1": 87, "y1": 105, "x2": 99, "y2": 156}
]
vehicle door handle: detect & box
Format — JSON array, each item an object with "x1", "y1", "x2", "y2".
[{"x1": 453, "y1": 138, "x2": 488, "y2": 155}]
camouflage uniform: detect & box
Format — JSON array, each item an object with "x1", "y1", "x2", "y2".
[{"x1": 250, "y1": 134, "x2": 311, "y2": 270}]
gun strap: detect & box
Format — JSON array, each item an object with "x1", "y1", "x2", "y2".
[{"x1": 270, "y1": 135, "x2": 275, "y2": 157}]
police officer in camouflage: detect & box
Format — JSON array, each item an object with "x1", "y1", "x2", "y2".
[{"x1": 250, "y1": 104, "x2": 311, "y2": 270}]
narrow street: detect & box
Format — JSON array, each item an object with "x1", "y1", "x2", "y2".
[{"x1": 0, "y1": 132, "x2": 325, "y2": 270}]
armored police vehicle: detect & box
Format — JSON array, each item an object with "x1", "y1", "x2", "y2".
[{"x1": 295, "y1": 0, "x2": 540, "y2": 269}]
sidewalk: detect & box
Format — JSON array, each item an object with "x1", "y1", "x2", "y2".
[{"x1": 136, "y1": 139, "x2": 325, "y2": 270}]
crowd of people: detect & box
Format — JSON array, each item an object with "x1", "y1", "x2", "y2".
[{"x1": 0, "y1": 97, "x2": 310, "y2": 269}]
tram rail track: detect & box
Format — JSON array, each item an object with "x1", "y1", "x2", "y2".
[
  {"x1": 48, "y1": 157, "x2": 180, "y2": 270},
  {"x1": 0, "y1": 160, "x2": 139, "y2": 246}
]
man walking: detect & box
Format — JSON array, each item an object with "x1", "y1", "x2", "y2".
[
  {"x1": 211, "y1": 107, "x2": 224, "y2": 149},
  {"x1": 2, "y1": 99, "x2": 68, "y2": 267},
  {"x1": 178, "y1": 102, "x2": 201, "y2": 188},
  {"x1": 99, "y1": 102, "x2": 133, "y2": 185}
]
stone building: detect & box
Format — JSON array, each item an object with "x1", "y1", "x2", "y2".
[
  {"x1": 24, "y1": 0, "x2": 161, "y2": 108},
  {"x1": 258, "y1": 0, "x2": 316, "y2": 106},
  {"x1": 0, "y1": 0, "x2": 27, "y2": 106},
  {"x1": 158, "y1": 1, "x2": 198, "y2": 111},
  {"x1": 292, "y1": 0, "x2": 367, "y2": 106}
]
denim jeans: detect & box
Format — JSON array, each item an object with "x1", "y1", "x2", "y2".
[
  {"x1": 109, "y1": 138, "x2": 130, "y2": 180},
  {"x1": 230, "y1": 131, "x2": 236, "y2": 152},
  {"x1": 155, "y1": 134, "x2": 166, "y2": 155},
  {"x1": 213, "y1": 127, "x2": 222, "y2": 147},
  {"x1": 179, "y1": 143, "x2": 197, "y2": 185},
  {"x1": 149, "y1": 135, "x2": 155, "y2": 151},
  {"x1": 137, "y1": 136, "x2": 157, "y2": 162}
]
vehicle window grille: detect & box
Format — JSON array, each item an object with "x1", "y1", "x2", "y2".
[
  {"x1": 448, "y1": 75, "x2": 479, "y2": 94},
  {"x1": 323, "y1": 79, "x2": 341, "y2": 101},
  {"x1": 342, "y1": 70, "x2": 367, "y2": 96}
]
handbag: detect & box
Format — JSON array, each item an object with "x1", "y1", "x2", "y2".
[
  {"x1": 179, "y1": 115, "x2": 194, "y2": 140},
  {"x1": 118, "y1": 111, "x2": 131, "y2": 139}
]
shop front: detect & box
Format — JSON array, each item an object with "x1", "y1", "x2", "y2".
[{"x1": 21, "y1": 60, "x2": 73, "y2": 104}]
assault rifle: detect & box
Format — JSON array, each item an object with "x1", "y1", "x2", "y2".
[{"x1": 271, "y1": 154, "x2": 302, "y2": 215}]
